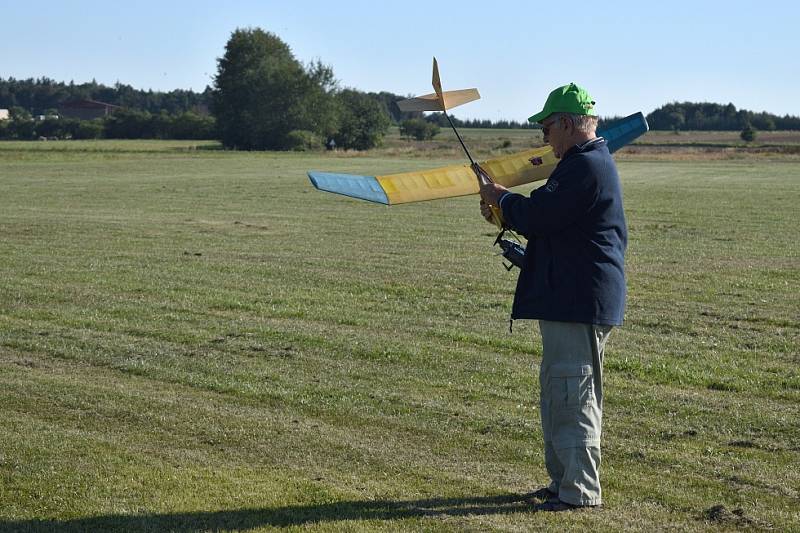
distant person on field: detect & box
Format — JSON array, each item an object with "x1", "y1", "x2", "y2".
[{"x1": 479, "y1": 83, "x2": 627, "y2": 512}]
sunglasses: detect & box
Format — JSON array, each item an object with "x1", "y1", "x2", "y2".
[{"x1": 541, "y1": 117, "x2": 560, "y2": 136}]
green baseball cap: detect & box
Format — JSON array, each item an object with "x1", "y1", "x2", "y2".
[{"x1": 528, "y1": 83, "x2": 597, "y2": 123}]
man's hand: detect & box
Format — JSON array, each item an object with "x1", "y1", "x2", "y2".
[
  {"x1": 479, "y1": 181, "x2": 509, "y2": 227},
  {"x1": 479, "y1": 180, "x2": 508, "y2": 208},
  {"x1": 474, "y1": 163, "x2": 508, "y2": 227},
  {"x1": 479, "y1": 199, "x2": 494, "y2": 223}
]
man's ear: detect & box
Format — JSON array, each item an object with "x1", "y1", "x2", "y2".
[{"x1": 563, "y1": 115, "x2": 574, "y2": 134}]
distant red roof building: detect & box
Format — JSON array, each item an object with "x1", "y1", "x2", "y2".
[{"x1": 59, "y1": 99, "x2": 121, "y2": 120}]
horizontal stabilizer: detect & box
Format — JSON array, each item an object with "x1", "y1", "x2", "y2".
[
  {"x1": 442, "y1": 88, "x2": 481, "y2": 110},
  {"x1": 396, "y1": 93, "x2": 444, "y2": 112},
  {"x1": 397, "y1": 88, "x2": 480, "y2": 112}
]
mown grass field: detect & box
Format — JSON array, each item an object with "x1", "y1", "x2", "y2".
[{"x1": 0, "y1": 136, "x2": 798, "y2": 531}]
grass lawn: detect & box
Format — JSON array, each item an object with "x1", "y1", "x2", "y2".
[{"x1": 0, "y1": 139, "x2": 798, "y2": 531}]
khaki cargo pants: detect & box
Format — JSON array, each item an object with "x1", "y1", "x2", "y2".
[{"x1": 538, "y1": 320, "x2": 612, "y2": 506}]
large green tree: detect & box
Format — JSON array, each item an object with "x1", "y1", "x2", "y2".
[
  {"x1": 211, "y1": 28, "x2": 335, "y2": 150},
  {"x1": 333, "y1": 89, "x2": 390, "y2": 150}
]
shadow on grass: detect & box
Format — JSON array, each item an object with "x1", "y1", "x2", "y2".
[{"x1": 0, "y1": 493, "x2": 536, "y2": 532}]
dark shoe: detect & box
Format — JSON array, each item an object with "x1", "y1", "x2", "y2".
[
  {"x1": 533, "y1": 500, "x2": 602, "y2": 512},
  {"x1": 526, "y1": 487, "x2": 559, "y2": 503}
]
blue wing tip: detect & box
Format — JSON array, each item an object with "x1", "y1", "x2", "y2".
[
  {"x1": 306, "y1": 171, "x2": 389, "y2": 204},
  {"x1": 600, "y1": 112, "x2": 649, "y2": 154},
  {"x1": 307, "y1": 171, "x2": 324, "y2": 189}
]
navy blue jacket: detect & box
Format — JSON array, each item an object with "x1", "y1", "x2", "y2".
[{"x1": 499, "y1": 138, "x2": 627, "y2": 325}]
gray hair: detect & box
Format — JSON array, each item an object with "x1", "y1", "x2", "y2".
[{"x1": 551, "y1": 112, "x2": 598, "y2": 135}]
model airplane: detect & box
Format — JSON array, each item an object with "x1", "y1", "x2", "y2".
[{"x1": 308, "y1": 58, "x2": 648, "y2": 205}]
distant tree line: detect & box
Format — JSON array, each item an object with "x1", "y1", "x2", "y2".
[
  {"x1": 423, "y1": 113, "x2": 537, "y2": 129},
  {"x1": 0, "y1": 77, "x2": 211, "y2": 116},
  {"x1": 645, "y1": 102, "x2": 800, "y2": 131},
  {"x1": 0, "y1": 77, "x2": 215, "y2": 140},
  {"x1": 0, "y1": 106, "x2": 215, "y2": 141}
]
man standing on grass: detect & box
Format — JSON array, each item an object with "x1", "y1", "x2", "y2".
[{"x1": 479, "y1": 83, "x2": 627, "y2": 512}]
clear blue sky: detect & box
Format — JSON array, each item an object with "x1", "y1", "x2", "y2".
[{"x1": 3, "y1": 0, "x2": 797, "y2": 122}]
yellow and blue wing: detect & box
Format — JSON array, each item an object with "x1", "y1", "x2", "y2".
[{"x1": 308, "y1": 112, "x2": 648, "y2": 205}]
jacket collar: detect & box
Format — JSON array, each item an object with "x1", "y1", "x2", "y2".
[{"x1": 561, "y1": 137, "x2": 605, "y2": 160}]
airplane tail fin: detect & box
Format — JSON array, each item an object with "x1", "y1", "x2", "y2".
[
  {"x1": 396, "y1": 57, "x2": 480, "y2": 112},
  {"x1": 432, "y1": 57, "x2": 443, "y2": 99}
]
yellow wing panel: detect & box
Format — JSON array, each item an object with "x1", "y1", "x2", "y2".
[
  {"x1": 377, "y1": 164, "x2": 477, "y2": 204},
  {"x1": 481, "y1": 146, "x2": 558, "y2": 188},
  {"x1": 375, "y1": 147, "x2": 557, "y2": 204}
]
